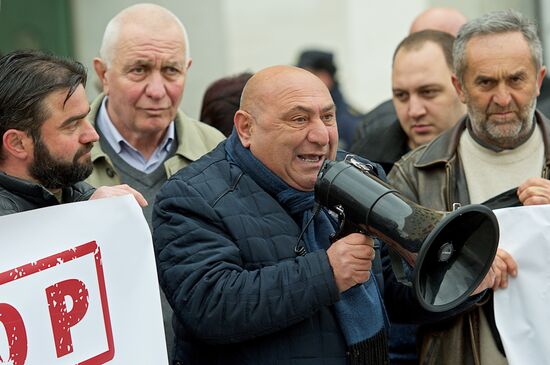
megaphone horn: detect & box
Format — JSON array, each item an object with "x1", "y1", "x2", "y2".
[{"x1": 315, "y1": 157, "x2": 499, "y2": 312}]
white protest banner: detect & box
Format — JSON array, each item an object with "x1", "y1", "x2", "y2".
[
  {"x1": 0, "y1": 195, "x2": 168, "y2": 364},
  {"x1": 493, "y1": 205, "x2": 550, "y2": 365}
]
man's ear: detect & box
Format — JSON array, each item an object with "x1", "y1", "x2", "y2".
[
  {"x1": 2, "y1": 129, "x2": 33, "y2": 160},
  {"x1": 93, "y1": 58, "x2": 109, "y2": 94},
  {"x1": 234, "y1": 110, "x2": 254, "y2": 148},
  {"x1": 452, "y1": 74, "x2": 467, "y2": 104},
  {"x1": 536, "y1": 66, "x2": 547, "y2": 96}
]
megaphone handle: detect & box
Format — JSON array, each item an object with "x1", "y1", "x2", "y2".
[
  {"x1": 329, "y1": 208, "x2": 364, "y2": 243},
  {"x1": 388, "y1": 249, "x2": 413, "y2": 287}
]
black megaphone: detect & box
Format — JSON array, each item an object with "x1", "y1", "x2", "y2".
[{"x1": 314, "y1": 157, "x2": 499, "y2": 312}]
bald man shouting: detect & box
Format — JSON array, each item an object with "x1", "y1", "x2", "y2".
[{"x1": 153, "y1": 65, "x2": 391, "y2": 364}]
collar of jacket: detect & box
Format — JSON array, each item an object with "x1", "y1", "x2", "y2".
[
  {"x1": 0, "y1": 172, "x2": 59, "y2": 205},
  {"x1": 88, "y1": 94, "x2": 205, "y2": 165},
  {"x1": 352, "y1": 117, "x2": 409, "y2": 165},
  {"x1": 414, "y1": 110, "x2": 550, "y2": 170},
  {"x1": 0, "y1": 172, "x2": 94, "y2": 207}
]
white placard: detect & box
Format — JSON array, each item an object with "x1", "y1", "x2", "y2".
[
  {"x1": 493, "y1": 205, "x2": 550, "y2": 365},
  {"x1": 0, "y1": 195, "x2": 168, "y2": 364}
]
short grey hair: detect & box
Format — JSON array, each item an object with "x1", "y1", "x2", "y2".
[
  {"x1": 99, "y1": 4, "x2": 190, "y2": 67},
  {"x1": 453, "y1": 9, "x2": 543, "y2": 82}
]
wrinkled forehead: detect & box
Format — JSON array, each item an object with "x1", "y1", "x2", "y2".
[
  {"x1": 464, "y1": 32, "x2": 534, "y2": 66},
  {"x1": 113, "y1": 23, "x2": 187, "y2": 60}
]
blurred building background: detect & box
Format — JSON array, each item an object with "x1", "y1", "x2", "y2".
[{"x1": 1, "y1": 0, "x2": 549, "y2": 119}]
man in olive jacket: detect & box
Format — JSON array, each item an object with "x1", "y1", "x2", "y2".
[
  {"x1": 388, "y1": 10, "x2": 549, "y2": 365},
  {"x1": 86, "y1": 4, "x2": 224, "y2": 362},
  {"x1": 86, "y1": 4, "x2": 224, "y2": 228}
]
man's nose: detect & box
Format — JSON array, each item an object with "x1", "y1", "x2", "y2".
[
  {"x1": 408, "y1": 95, "x2": 427, "y2": 119},
  {"x1": 80, "y1": 119, "x2": 99, "y2": 144},
  {"x1": 308, "y1": 117, "x2": 330, "y2": 145},
  {"x1": 493, "y1": 84, "x2": 512, "y2": 107},
  {"x1": 145, "y1": 72, "x2": 168, "y2": 99}
]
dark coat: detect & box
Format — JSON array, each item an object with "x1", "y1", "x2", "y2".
[
  {"x1": 153, "y1": 142, "x2": 348, "y2": 364},
  {"x1": 331, "y1": 85, "x2": 365, "y2": 151},
  {"x1": 0, "y1": 172, "x2": 94, "y2": 216},
  {"x1": 350, "y1": 116, "x2": 409, "y2": 175}
]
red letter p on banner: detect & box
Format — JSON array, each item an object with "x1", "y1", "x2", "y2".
[{"x1": 46, "y1": 279, "x2": 89, "y2": 358}]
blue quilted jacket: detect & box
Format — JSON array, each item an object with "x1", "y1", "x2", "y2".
[{"x1": 153, "y1": 142, "x2": 356, "y2": 364}]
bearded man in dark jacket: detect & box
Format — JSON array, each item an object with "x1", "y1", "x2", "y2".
[{"x1": 0, "y1": 50, "x2": 146, "y2": 216}]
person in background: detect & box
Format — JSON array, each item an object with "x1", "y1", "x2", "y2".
[
  {"x1": 86, "y1": 3, "x2": 225, "y2": 361},
  {"x1": 200, "y1": 72, "x2": 253, "y2": 137},
  {"x1": 87, "y1": 3, "x2": 224, "y2": 227},
  {"x1": 388, "y1": 9, "x2": 547, "y2": 364},
  {"x1": 0, "y1": 50, "x2": 146, "y2": 216},
  {"x1": 351, "y1": 7, "x2": 468, "y2": 174},
  {"x1": 351, "y1": 30, "x2": 466, "y2": 174},
  {"x1": 297, "y1": 49, "x2": 364, "y2": 150},
  {"x1": 409, "y1": 7, "x2": 468, "y2": 35}
]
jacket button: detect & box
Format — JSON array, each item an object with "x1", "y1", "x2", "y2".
[{"x1": 106, "y1": 167, "x2": 116, "y2": 178}]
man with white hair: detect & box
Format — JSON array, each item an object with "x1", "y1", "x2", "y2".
[
  {"x1": 87, "y1": 4, "x2": 224, "y2": 227},
  {"x1": 87, "y1": 4, "x2": 224, "y2": 361}
]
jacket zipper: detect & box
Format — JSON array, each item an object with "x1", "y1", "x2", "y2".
[{"x1": 445, "y1": 162, "x2": 453, "y2": 211}]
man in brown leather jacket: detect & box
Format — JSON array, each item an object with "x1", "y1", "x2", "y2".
[{"x1": 388, "y1": 9, "x2": 549, "y2": 365}]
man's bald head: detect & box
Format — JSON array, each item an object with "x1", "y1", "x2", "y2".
[
  {"x1": 240, "y1": 65, "x2": 330, "y2": 116},
  {"x1": 410, "y1": 7, "x2": 467, "y2": 36},
  {"x1": 235, "y1": 65, "x2": 337, "y2": 191},
  {"x1": 99, "y1": 3, "x2": 190, "y2": 66}
]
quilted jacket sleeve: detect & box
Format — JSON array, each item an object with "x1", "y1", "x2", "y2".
[{"x1": 153, "y1": 172, "x2": 340, "y2": 344}]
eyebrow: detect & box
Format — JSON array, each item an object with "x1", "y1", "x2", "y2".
[
  {"x1": 418, "y1": 83, "x2": 443, "y2": 89},
  {"x1": 60, "y1": 107, "x2": 91, "y2": 128},
  {"x1": 123, "y1": 59, "x2": 153, "y2": 70},
  {"x1": 321, "y1": 104, "x2": 336, "y2": 113},
  {"x1": 393, "y1": 83, "x2": 443, "y2": 92},
  {"x1": 285, "y1": 104, "x2": 336, "y2": 114},
  {"x1": 508, "y1": 70, "x2": 528, "y2": 79},
  {"x1": 127, "y1": 59, "x2": 184, "y2": 68},
  {"x1": 474, "y1": 70, "x2": 528, "y2": 83}
]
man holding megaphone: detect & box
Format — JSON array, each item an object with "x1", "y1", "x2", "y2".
[{"x1": 152, "y1": 64, "x2": 497, "y2": 365}]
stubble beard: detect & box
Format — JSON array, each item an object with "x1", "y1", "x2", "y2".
[{"x1": 467, "y1": 94, "x2": 537, "y2": 150}]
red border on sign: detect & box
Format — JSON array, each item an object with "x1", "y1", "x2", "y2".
[{"x1": 0, "y1": 241, "x2": 115, "y2": 364}]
